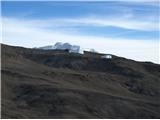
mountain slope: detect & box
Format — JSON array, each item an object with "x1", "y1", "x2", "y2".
[{"x1": 1, "y1": 44, "x2": 160, "y2": 118}]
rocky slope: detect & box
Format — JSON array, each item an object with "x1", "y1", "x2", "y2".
[{"x1": 1, "y1": 44, "x2": 160, "y2": 118}]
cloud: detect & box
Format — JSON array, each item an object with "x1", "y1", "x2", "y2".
[
  {"x1": 55, "y1": 17, "x2": 158, "y2": 31},
  {"x1": 2, "y1": 17, "x2": 159, "y2": 64},
  {"x1": 3, "y1": 13, "x2": 158, "y2": 31}
]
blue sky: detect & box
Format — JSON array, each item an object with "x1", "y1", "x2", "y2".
[{"x1": 1, "y1": 0, "x2": 160, "y2": 63}]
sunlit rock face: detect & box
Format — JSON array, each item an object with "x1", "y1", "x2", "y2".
[
  {"x1": 55, "y1": 42, "x2": 72, "y2": 50},
  {"x1": 53, "y1": 42, "x2": 63, "y2": 49},
  {"x1": 39, "y1": 42, "x2": 81, "y2": 53},
  {"x1": 70, "y1": 45, "x2": 80, "y2": 53}
]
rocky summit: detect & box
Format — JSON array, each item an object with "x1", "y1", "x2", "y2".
[{"x1": 1, "y1": 44, "x2": 160, "y2": 119}]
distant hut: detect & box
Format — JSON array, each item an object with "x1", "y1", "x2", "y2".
[
  {"x1": 84, "y1": 51, "x2": 112, "y2": 59},
  {"x1": 101, "y1": 54, "x2": 112, "y2": 59}
]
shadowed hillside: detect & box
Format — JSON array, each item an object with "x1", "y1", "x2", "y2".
[{"x1": 1, "y1": 44, "x2": 160, "y2": 118}]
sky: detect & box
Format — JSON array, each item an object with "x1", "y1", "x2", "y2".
[{"x1": 1, "y1": 0, "x2": 160, "y2": 63}]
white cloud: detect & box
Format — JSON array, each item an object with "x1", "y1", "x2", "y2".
[
  {"x1": 57, "y1": 17, "x2": 158, "y2": 31},
  {"x1": 2, "y1": 17, "x2": 159, "y2": 64},
  {"x1": 3, "y1": 14, "x2": 158, "y2": 31}
]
